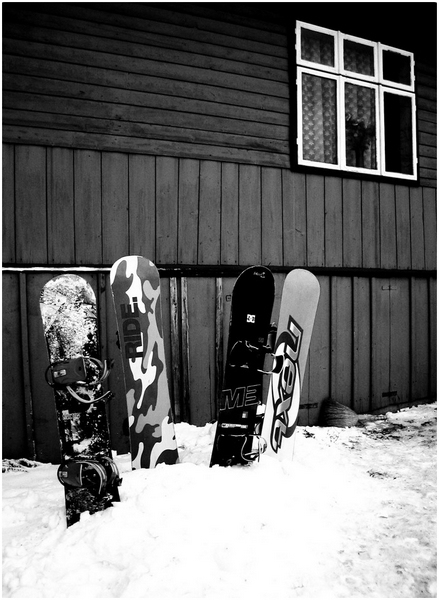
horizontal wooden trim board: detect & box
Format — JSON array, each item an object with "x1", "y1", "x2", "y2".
[{"x1": 2, "y1": 266, "x2": 437, "y2": 279}]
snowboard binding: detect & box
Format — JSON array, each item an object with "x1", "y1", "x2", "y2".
[
  {"x1": 215, "y1": 432, "x2": 267, "y2": 465},
  {"x1": 57, "y1": 457, "x2": 122, "y2": 495},
  {"x1": 45, "y1": 356, "x2": 113, "y2": 403},
  {"x1": 228, "y1": 323, "x2": 282, "y2": 375}
]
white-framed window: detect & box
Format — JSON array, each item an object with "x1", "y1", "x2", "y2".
[{"x1": 296, "y1": 21, "x2": 417, "y2": 180}]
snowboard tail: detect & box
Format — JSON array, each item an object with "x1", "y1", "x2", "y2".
[
  {"x1": 110, "y1": 256, "x2": 178, "y2": 470},
  {"x1": 40, "y1": 275, "x2": 121, "y2": 527}
]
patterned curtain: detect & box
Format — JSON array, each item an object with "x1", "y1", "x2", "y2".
[
  {"x1": 343, "y1": 41, "x2": 374, "y2": 77},
  {"x1": 301, "y1": 29, "x2": 334, "y2": 67},
  {"x1": 302, "y1": 73, "x2": 338, "y2": 164},
  {"x1": 344, "y1": 83, "x2": 377, "y2": 169}
]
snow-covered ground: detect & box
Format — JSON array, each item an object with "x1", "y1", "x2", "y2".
[{"x1": 3, "y1": 402, "x2": 436, "y2": 598}]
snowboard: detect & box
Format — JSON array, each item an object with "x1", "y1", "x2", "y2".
[
  {"x1": 261, "y1": 269, "x2": 320, "y2": 460},
  {"x1": 210, "y1": 266, "x2": 275, "y2": 467},
  {"x1": 40, "y1": 274, "x2": 121, "y2": 527},
  {"x1": 110, "y1": 256, "x2": 178, "y2": 470}
]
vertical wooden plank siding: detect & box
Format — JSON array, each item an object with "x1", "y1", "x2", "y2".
[
  {"x1": 342, "y1": 179, "x2": 362, "y2": 268},
  {"x1": 2, "y1": 145, "x2": 15, "y2": 263},
  {"x1": 306, "y1": 175, "x2": 325, "y2": 267},
  {"x1": 102, "y1": 153, "x2": 129, "y2": 264},
  {"x1": 423, "y1": 187, "x2": 437, "y2": 271},
  {"x1": 429, "y1": 277, "x2": 437, "y2": 398},
  {"x1": 395, "y1": 185, "x2": 411, "y2": 270},
  {"x1": 2, "y1": 143, "x2": 436, "y2": 274},
  {"x1": 371, "y1": 278, "x2": 391, "y2": 410},
  {"x1": 74, "y1": 150, "x2": 102, "y2": 264},
  {"x1": 2, "y1": 274, "x2": 27, "y2": 458},
  {"x1": 19, "y1": 273, "x2": 37, "y2": 459},
  {"x1": 186, "y1": 277, "x2": 217, "y2": 425},
  {"x1": 379, "y1": 183, "x2": 397, "y2": 269},
  {"x1": 198, "y1": 161, "x2": 221, "y2": 265},
  {"x1": 180, "y1": 277, "x2": 191, "y2": 423},
  {"x1": 239, "y1": 164, "x2": 261, "y2": 265},
  {"x1": 178, "y1": 159, "x2": 199, "y2": 265},
  {"x1": 411, "y1": 278, "x2": 430, "y2": 400},
  {"x1": 410, "y1": 187, "x2": 426, "y2": 270},
  {"x1": 324, "y1": 177, "x2": 343, "y2": 268},
  {"x1": 261, "y1": 167, "x2": 283, "y2": 266},
  {"x1": 352, "y1": 278, "x2": 371, "y2": 414},
  {"x1": 47, "y1": 148, "x2": 75, "y2": 264},
  {"x1": 389, "y1": 279, "x2": 410, "y2": 405},
  {"x1": 361, "y1": 180, "x2": 381, "y2": 269},
  {"x1": 128, "y1": 154, "x2": 156, "y2": 259},
  {"x1": 282, "y1": 171, "x2": 307, "y2": 267},
  {"x1": 330, "y1": 277, "x2": 353, "y2": 404},
  {"x1": 156, "y1": 157, "x2": 178, "y2": 264},
  {"x1": 15, "y1": 146, "x2": 47, "y2": 264},
  {"x1": 221, "y1": 163, "x2": 239, "y2": 265}
]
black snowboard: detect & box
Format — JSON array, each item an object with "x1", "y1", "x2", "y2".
[
  {"x1": 40, "y1": 274, "x2": 121, "y2": 527},
  {"x1": 210, "y1": 266, "x2": 275, "y2": 467}
]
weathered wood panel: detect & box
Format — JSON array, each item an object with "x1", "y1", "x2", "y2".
[
  {"x1": 74, "y1": 150, "x2": 102, "y2": 264},
  {"x1": 324, "y1": 177, "x2": 343, "y2": 268},
  {"x1": 330, "y1": 277, "x2": 353, "y2": 404},
  {"x1": 102, "y1": 153, "x2": 129, "y2": 265},
  {"x1": 2, "y1": 144, "x2": 15, "y2": 264},
  {"x1": 2, "y1": 4, "x2": 290, "y2": 168},
  {"x1": 282, "y1": 171, "x2": 307, "y2": 267},
  {"x1": 411, "y1": 278, "x2": 430, "y2": 400},
  {"x1": 361, "y1": 180, "x2": 381, "y2": 269},
  {"x1": 306, "y1": 175, "x2": 325, "y2": 267},
  {"x1": 239, "y1": 165, "x2": 262, "y2": 265},
  {"x1": 47, "y1": 148, "x2": 75, "y2": 264},
  {"x1": 342, "y1": 179, "x2": 362, "y2": 268},
  {"x1": 2, "y1": 270, "x2": 436, "y2": 460},
  {"x1": 2, "y1": 274, "x2": 27, "y2": 458},
  {"x1": 3, "y1": 144, "x2": 436, "y2": 273},
  {"x1": 198, "y1": 161, "x2": 221, "y2": 265},
  {"x1": 178, "y1": 159, "x2": 199, "y2": 265},
  {"x1": 15, "y1": 146, "x2": 47, "y2": 264},
  {"x1": 352, "y1": 278, "x2": 371, "y2": 414},
  {"x1": 221, "y1": 163, "x2": 239, "y2": 265},
  {"x1": 128, "y1": 154, "x2": 156, "y2": 258},
  {"x1": 3, "y1": 4, "x2": 435, "y2": 185}
]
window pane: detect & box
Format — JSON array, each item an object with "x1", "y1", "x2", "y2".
[
  {"x1": 301, "y1": 28, "x2": 335, "y2": 67},
  {"x1": 345, "y1": 83, "x2": 377, "y2": 169},
  {"x1": 382, "y1": 50, "x2": 412, "y2": 86},
  {"x1": 383, "y1": 92, "x2": 414, "y2": 175},
  {"x1": 302, "y1": 73, "x2": 338, "y2": 164},
  {"x1": 343, "y1": 40, "x2": 375, "y2": 76}
]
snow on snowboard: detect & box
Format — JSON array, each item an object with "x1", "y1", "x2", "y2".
[
  {"x1": 110, "y1": 256, "x2": 178, "y2": 470},
  {"x1": 211, "y1": 267, "x2": 320, "y2": 466},
  {"x1": 40, "y1": 275, "x2": 121, "y2": 527}
]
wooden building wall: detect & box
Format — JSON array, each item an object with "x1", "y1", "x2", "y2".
[
  {"x1": 2, "y1": 3, "x2": 437, "y2": 186},
  {"x1": 2, "y1": 3, "x2": 437, "y2": 462}
]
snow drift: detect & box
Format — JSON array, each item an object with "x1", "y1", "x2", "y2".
[{"x1": 3, "y1": 402, "x2": 436, "y2": 598}]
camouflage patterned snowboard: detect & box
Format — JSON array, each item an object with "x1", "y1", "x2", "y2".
[
  {"x1": 40, "y1": 274, "x2": 121, "y2": 527},
  {"x1": 261, "y1": 269, "x2": 320, "y2": 460},
  {"x1": 110, "y1": 256, "x2": 178, "y2": 469}
]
